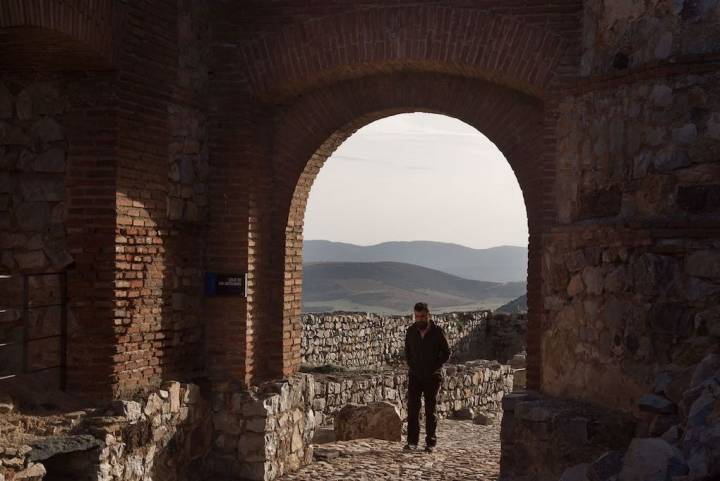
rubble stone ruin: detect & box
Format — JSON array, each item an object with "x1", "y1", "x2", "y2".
[{"x1": 1, "y1": 1, "x2": 719, "y2": 480}]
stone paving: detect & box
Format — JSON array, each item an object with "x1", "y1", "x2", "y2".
[{"x1": 279, "y1": 419, "x2": 501, "y2": 480}]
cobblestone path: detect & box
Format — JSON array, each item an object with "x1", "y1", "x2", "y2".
[{"x1": 279, "y1": 419, "x2": 501, "y2": 481}]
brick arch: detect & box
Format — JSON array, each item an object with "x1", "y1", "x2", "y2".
[
  {"x1": 251, "y1": 73, "x2": 550, "y2": 388},
  {"x1": 241, "y1": 6, "x2": 567, "y2": 101},
  {"x1": 0, "y1": 0, "x2": 113, "y2": 70}
]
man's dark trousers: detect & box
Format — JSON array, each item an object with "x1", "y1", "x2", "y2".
[{"x1": 407, "y1": 373, "x2": 442, "y2": 447}]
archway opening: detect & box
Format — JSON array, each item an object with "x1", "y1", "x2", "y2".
[
  {"x1": 280, "y1": 111, "x2": 532, "y2": 474},
  {"x1": 301, "y1": 112, "x2": 529, "y2": 315},
  {"x1": 256, "y1": 73, "x2": 549, "y2": 391},
  {"x1": 282, "y1": 104, "x2": 537, "y2": 354}
]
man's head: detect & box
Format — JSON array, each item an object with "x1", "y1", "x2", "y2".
[{"x1": 414, "y1": 302, "x2": 430, "y2": 330}]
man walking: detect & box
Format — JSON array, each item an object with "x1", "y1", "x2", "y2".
[{"x1": 403, "y1": 302, "x2": 451, "y2": 453}]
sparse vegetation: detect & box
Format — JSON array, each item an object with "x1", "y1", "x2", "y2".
[{"x1": 299, "y1": 363, "x2": 347, "y2": 374}]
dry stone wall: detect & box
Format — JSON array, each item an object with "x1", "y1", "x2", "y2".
[
  {"x1": 208, "y1": 374, "x2": 315, "y2": 481},
  {"x1": 1, "y1": 376, "x2": 316, "y2": 481},
  {"x1": 0, "y1": 381, "x2": 211, "y2": 481},
  {"x1": 94, "y1": 382, "x2": 211, "y2": 481},
  {"x1": 301, "y1": 311, "x2": 527, "y2": 369},
  {"x1": 310, "y1": 361, "x2": 513, "y2": 427}
]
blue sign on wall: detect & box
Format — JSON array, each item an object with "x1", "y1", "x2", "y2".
[{"x1": 204, "y1": 272, "x2": 247, "y2": 297}]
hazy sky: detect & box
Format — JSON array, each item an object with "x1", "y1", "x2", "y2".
[{"x1": 304, "y1": 113, "x2": 528, "y2": 249}]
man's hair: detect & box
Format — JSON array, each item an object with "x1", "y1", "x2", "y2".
[{"x1": 414, "y1": 302, "x2": 429, "y2": 313}]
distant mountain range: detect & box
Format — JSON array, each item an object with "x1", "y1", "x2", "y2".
[
  {"x1": 302, "y1": 261, "x2": 526, "y2": 314},
  {"x1": 303, "y1": 240, "x2": 527, "y2": 283}
]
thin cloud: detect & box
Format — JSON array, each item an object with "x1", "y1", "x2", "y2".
[{"x1": 331, "y1": 154, "x2": 433, "y2": 170}]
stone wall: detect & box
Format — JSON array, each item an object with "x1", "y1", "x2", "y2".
[
  {"x1": 0, "y1": 77, "x2": 72, "y2": 276},
  {"x1": 500, "y1": 391, "x2": 637, "y2": 481},
  {"x1": 1, "y1": 444, "x2": 45, "y2": 481},
  {"x1": 556, "y1": 352, "x2": 720, "y2": 481},
  {"x1": 581, "y1": 0, "x2": 720, "y2": 77},
  {"x1": 0, "y1": 381, "x2": 211, "y2": 481},
  {"x1": 310, "y1": 361, "x2": 513, "y2": 427},
  {"x1": 208, "y1": 374, "x2": 315, "y2": 481},
  {"x1": 0, "y1": 71, "x2": 115, "y2": 392},
  {"x1": 545, "y1": 0, "x2": 720, "y2": 412},
  {"x1": 500, "y1": 352, "x2": 720, "y2": 481},
  {"x1": 301, "y1": 311, "x2": 527, "y2": 369}
]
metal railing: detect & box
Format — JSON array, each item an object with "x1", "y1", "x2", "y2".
[{"x1": 0, "y1": 272, "x2": 68, "y2": 390}]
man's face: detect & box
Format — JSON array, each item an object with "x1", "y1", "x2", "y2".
[{"x1": 414, "y1": 310, "x2": 429, "y2": 329}]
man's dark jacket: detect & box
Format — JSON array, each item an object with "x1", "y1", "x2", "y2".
[{"x1": 404, "y1": 321, "x2": 451, "y2": 378}]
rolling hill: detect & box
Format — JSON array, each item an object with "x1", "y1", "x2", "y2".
[
  {"x1": 303, "y1": 240, "x2": 527, "y2": 282},
  {"x1": 494, "y1": 294, "x2": 528, "y2": 314},
  {"x1": 302, "y1": 261, "x2": 526, "y2": 314}
]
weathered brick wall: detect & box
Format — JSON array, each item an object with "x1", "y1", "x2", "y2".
[
  {"x1": 1, "y1": 1, "x2": 210, "y2": 398},
  {"x1": 544, "y1": 1, "x2": 720, "y2": 411},
  {"x1": 301, "y1": 311, "x2": 527, "y2": 369},
  {"x1": 111, "y1": 0, "x2": 209, "y2": 396},
  {"x1": 0, "y1": 0, "x2": 113, "y2": 70}
]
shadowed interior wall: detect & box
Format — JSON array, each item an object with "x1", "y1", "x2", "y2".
[
  {"x1": 541, "y1": 0, "x2": 720, "y2": 411},
  {"x1": 0, "y1": 0, "x2": 210, "y2": 399}
]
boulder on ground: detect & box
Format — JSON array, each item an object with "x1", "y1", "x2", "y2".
[
  {"x1": 13, "y1": 463, "x2": 46, "y2": 481},
  {"x1": 473, "y1": 412, "x2": 496, "y2": 425},
  {"x1": 690, "y1": 353, "x2": 720, "y2": 389},
  {"x1": 560, "y1": 463, "x2": 589, "y2": 481},
  {"x1": 334, "y1": 402, "x2": 401, "y2": 442},
  {"x1": 453, "y1": 407, "x2": 474, "y2": 420},
  {"x1": 637, "y1": 394, "x2": 676, "y2": 414},
  {"x1": 0, "y1": 392, "x2": 14, "y2": 414},
  {"x1": 618, "y1": 438, "x2": 687, "y2": 481},
  {"x1": 648, "y1": 414, "x2": 680, "y2": 437},
  {"x1": 588, "y1": 450, "x2": 623, "y2": 481}
]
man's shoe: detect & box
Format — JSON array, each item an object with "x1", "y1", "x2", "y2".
[
  {"x1": 424, "y1": 445, "x2": 435, "y2": 453},
  {"x1": 403, "y1": 444, "x2": 418, "y2": 451}
]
